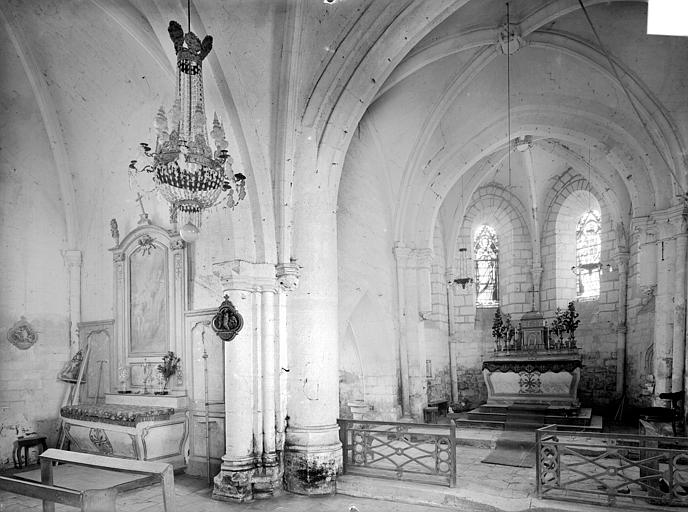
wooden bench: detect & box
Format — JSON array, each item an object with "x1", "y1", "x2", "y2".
[
  {"x1": 39, "y1": 448, "x2": 175, "y2": 512},
  {"x1": 0, "y1": 474, "x2": 117, "y2": 512}
]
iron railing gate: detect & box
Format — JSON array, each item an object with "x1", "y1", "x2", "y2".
[
  {"x1": 537, "y1": 424, "x2": 688, "y2": 508},
  {"x1": 338, "y1": 419, "x2": 456, "y2": 487}
]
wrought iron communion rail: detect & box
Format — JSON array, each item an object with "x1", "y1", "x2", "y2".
[
  {"x1": 536, "y1": 424, "x2": 688, "y2": 508},
  {"x1": 338, "y1": 419, "x2": 456, "y2": 487}
]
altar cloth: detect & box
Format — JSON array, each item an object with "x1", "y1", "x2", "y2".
[{"x1": 61, "y1": 404, "x2": 175, "y2": 427}]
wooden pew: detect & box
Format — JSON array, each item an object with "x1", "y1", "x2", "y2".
[
  {"x1": 39, "y1": 448, "x2": 175, "y2": 512},
  {"x1": 0, "y1": 474, "x2": 117, "y2": 512}
]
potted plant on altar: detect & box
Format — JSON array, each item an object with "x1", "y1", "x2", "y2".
[
  {"x1": 491, "y1": 308, "x2": 504, "y2": 351},
  {"x1": 155, "y1": 351, "x2": 181, "y2": 395},
  {"x1": 550, "y1": 307, "x2": 565, "y2": 349},
  {"x1": 562, "y1": 301, "x2": 580, "y2": 349},
  {"x1": 501, "y1": 313, "x2": 515, "y2": 350}
]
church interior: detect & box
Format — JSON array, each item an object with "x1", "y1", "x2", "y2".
[{"x1": 2, "y1": 0, "x2": 688, "y2": 509}]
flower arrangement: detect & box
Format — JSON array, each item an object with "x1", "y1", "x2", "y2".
[
  {"x1": 156, "y1": 351, "x2": 181, "y2": 394},
  {"x1": 550, "y1": 307, "x2": 564, "y2": 347},
  {"x1": 562, "y1": 301, "x2": 580, "y2": 348},
  {"x1": 491, "y1": 308, "x2": 514, "y2": 351},
  {"x1": 492, "y1": 308, "x2": 504, "y2": 351}
]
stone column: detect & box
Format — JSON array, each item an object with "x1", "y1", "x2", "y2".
[
  {"x1": 63, "y1": 250, "x2": 82, "y2": 353},
  {"x1": 283, "y1": 174, "x2": 341, "y2": 495},
  {"x1": 445, "y1": 268, "x2": 458, "y2": 404},
  {"x1": 254, "y1": 279, "x2": 281, "y2": 497},
  {"x1": 650, "y1": 206, "x2": 686, "y2": 403},
  {"x1": 530, "y1": 266, "x2": 543, "y2": 312},
  {"x1": 212, "y1": 261, "x2": 276, "y2": 502},
  {"x1": 615, "y1": 252, "x2": 630, "y2": 394},
  {"x1": 393, "y1": 244, "x2": 413, "y2": 419},
  {"x1": 275, "y1": 262, "x2": 299, "y2": 456},
  {"x1": 672, "y1": 230, "x2": 688, "y2": 392},
  {"x1": 411, "y1": 248, "x2": 432, "y2": 415}
]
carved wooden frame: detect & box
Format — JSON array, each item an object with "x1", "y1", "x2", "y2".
[{"x1": 111, "y1": 225, "x2": 186, "y2": 391}]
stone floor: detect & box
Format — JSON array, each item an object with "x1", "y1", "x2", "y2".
[{"x1": 0, "y1": 425, "x2": 678, "y2": 512}]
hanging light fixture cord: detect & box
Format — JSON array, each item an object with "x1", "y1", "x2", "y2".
[
  {"x1": 506, "y1": 2, "x2": 511, "y2": 187},
  {"x1": 577, "y1": 0, "x2": 686, "y2": 198}
]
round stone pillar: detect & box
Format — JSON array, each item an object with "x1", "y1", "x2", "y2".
[
  {"x1": 651, "y1": 206, "x2": 685, "y2": 403},
  {"x1": 615, "y1": 252, "x2": 630, "y2": 394},
  {"x1": 672, "y1": 231, "x2": 687, "y2": 392},
  {"x1": 212, "y1": 261, "x2": 257, "y2": 502},
  {"x1": 283, "y1": 177, "x2": 341, "y2": 495}
]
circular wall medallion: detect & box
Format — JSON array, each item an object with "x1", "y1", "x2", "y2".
[{"x1": 7, "y1": 317, "x2": 37, "y2": 350}]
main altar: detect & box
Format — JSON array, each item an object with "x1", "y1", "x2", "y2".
[{"x1": 482, "y1": 310, "x2": 582, "y2": 410}]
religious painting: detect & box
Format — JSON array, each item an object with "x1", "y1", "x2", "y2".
[{"x1": 129, "y1": 242, "x2": 169, "y2": 354}]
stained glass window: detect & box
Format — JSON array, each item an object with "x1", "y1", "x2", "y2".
[
  {"x1": 474, "y1": 225, "x2": 499, "y2": 306},
  {"x1": 575, "y1": 209, "x2": 601, "y2": 298}
]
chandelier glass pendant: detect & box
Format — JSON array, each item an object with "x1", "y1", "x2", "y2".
[{"x1": 128, "y1": 6, "x2": 245, "y2": 243}]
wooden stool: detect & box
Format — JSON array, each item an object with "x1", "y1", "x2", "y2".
[
  {"x1": 15, "y1": 436, "x2": 48, "y2": 468},
  {"x1": 423, "y1": 406, "x2": 439, "y2": 424}
]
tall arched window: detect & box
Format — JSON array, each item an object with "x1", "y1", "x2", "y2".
[
  {"x1": 474, "y1": 225, "x2": 499, "y2": 306},
  {"x1": 575, "y1": 209, "x2": 601, "y2": 299}
]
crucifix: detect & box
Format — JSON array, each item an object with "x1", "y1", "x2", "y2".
[{"x1": 135, "y1": 193, "x2": 152, "y2": 225}]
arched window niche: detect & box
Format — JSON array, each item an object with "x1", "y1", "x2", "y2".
[
  {"x1": 474, "y1": 224, "x2": 500, "y2": 307},
  {"x1": 555, "y1": 191, "x2": 601, "y2": 301}
]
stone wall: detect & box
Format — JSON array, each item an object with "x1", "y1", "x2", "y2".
[{"x1": 0, "y1": 46, "x2": 71, "y2": 467}]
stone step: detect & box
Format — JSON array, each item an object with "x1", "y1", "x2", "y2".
[{"x1": 451, "y1": 412, "x2": 603, "y2": 433}]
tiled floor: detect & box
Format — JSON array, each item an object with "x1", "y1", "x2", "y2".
[{"x1": 0, "y1": 467, "x2": 449, "y2": 512}]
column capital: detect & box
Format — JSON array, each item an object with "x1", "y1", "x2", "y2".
[
  {"x1": 413, "y1": 248, "x2": 433, "y2": 268},
  {"x1": 62, "y1": 249, "x2": 82, "y2": 268},
  {"x1": 615, "y1": 251, "x2": 630, "y2": 267},
  {"x1": 393, "y1": 243, "x2": 413, "y2": 265},
  {"x1": 276, "y1": 261, "x2": 301, "y2": 292},
  {"x1": 213, "y1": 260, "x2": 275, "y2": 292}
]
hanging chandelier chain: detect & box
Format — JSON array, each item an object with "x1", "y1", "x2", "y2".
[{"x1": 506, "y1": 2, "x2": 511, "y2": 187}]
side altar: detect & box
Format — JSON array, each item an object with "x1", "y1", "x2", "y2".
[
  {"x1": 63, "y1": 224, "x2": 192, "y2": 469},
  {"x1": 61, "y1": 393, "x2": 189, "y2": 470},
  {"x1": 482, "y1": 310, "x2": 581, "y2": 410}
]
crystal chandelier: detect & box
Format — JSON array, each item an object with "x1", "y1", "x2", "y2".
[{"x1": 128, "y1": 11, "x2": 245, "y2": 243}]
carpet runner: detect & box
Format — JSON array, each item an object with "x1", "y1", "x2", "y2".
[{"x1": 481, "y1": 431, "x2": 536, "y2": 468}]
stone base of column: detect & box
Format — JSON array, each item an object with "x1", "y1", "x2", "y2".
[
  {"x1": 253, "y1": 458, "x2": 283, "y2": 499},
  {"x1": 284, "y1": 447, "x2": 340, "y2": 495},
  {"x1": 212, "y1": 465, "x2": 255, "y2": 503}
]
